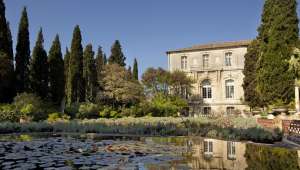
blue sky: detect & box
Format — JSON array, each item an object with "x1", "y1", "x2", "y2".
[{"x1": 5, "y1": 0, "x2": 300, "y2": 75}]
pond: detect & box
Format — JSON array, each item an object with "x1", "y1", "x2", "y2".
[{"x1": 0, "y1": 133, "x2": 299, "y2": 170}]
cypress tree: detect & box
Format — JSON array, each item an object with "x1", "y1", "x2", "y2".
[
  {"x1": 243, "y1": 40, "x2": 264, "y2": 108},
  {"x1": 0, "y1": 0, "x2": 14, "y2": 103},
  {"x1": 64, "y1": 48, "x2": 70, "y2": 104},
  {"x1": 48, "y1": 35, "x2": 64, "y2": 105},
  {"x1": 108, "y1": 40, "x2": 126, "y2": 66},
  {"x1": 95, "y1": 46, "x2": 105, "y2": 90},
  {"x1": 103, "y1": 53, "x2": 107, "y2": 65},
  {"x1": 30, "y1": 28, "x2": 48, "y2": 99},
  {"x1": 256, "y1": 0, "x2": 299, "y2": 104},
  {"x1": 0, "y1": 0, "x2": 8, "y2": 53},
  {"x1": 7, "y1": 22, "x2": 13, "y2": 60},
  {"x1": 83, "y1": 44, "x2": 97, "y2": 102},
  {"x1": 15, "y1": 7, "x2": 30, "y2": 93},
  {"x1": 127, "y1": 66, "x2": 133, "y2": 79},
  {"x1": 67, "y1": 25, "x2": 84, "y2": 104},
  {"x1": 133, "y1": 58, "x2": 138, "y2": 80},
  {"x1": 7, "y1": 22, "x2": 16, "y2": 101}
]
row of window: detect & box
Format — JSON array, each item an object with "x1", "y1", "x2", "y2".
[
  {"x1": 202, "y1": 79, "x2": 234, "y2": 99},
  {"x1": 202, "y1": 106, "x2": 235, "y2": 115},
  {"x1": 181, "y1": 52, "x2": 233, "y2": 70}
]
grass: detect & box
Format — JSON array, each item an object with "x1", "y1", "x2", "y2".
[{"x1": 0, "y1": 117, "x2": 282, "y2": 143}]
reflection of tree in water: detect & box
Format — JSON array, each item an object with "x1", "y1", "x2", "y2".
[{"x1": 245, "y1": 144, "x2": 300, "y2": 170}]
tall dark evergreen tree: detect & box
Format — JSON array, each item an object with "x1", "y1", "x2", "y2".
[
  {"x1": 243, "y1": 40, "x2": 264, "y2": 109},
  {"x1": 6, "y1": 22, "x2": 13, "y2": 60},
  {"x1": 108, "y1": 40, "x2": 126, "y2": 66},
  {"x1": 30, "y1": 28, "x2": 48, "y2": 99},
  {"x1": 15, "y1": 7, "x2": 30, "y2": 93},
  {"x1": 256, "y1": 0, "x2": 299, "y2": 104},
  {"x1": 133, "y1": 58, "x2": 138, "y2": 80},
  {"x1": 48, "y1": 35, "x2": 64, "y2": 105},
  {"x1": 83, "y1": 44, "x2": 97, "y2": 102},
  {"x1": 0, "y1": 0, "x2": 15, "y2": 103},
  {"x1": 67, "y1": 25, "x2": 84, "y2": 104},
  {"x1": 64, "y1": 48, "x2": 70, "y2": 103},
  {"x1": 103, "y1": 53, "x2": 107, "y2": 65},
  {"x1": 95, "y1": 46, "x2": 105, "y2": 90},
  {"x1": 127, "y1": 66, "x2": 132, "y2": 79}
]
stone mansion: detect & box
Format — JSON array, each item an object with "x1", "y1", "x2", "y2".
[{"x1": 166, "y1": 40, "x2": 251, "y2": 115}]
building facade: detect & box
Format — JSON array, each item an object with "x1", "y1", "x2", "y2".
[{"x1": 166, "y1": 40, "x2": 251, "y2": 116}]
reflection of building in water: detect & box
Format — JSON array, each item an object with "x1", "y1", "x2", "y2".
[{"x1": 187, "y1": 138, "x2": 247, "y2": 170}]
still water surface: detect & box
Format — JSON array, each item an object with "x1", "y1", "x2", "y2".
[{"x1": 0, "y1": 133, "x2": 299, "y2": 170}]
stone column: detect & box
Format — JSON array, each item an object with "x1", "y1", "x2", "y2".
[{"x1": 296, "y1": 86, "x2": 300, "y2": 113}]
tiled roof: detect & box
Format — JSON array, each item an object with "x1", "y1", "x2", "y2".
[{"x1": 166, "y1": 40, "x2": 252, "y2": 54}]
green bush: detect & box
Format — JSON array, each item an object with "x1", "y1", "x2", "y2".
[
  {"x1": 99, "y1": 106, "x2": 122, "y2": 118},
  {"x1": 146, "y1": 94, "x2": 188, "y2": 117},
  {"x1": 77, "y1": 103, "x2": 100, "y2": 119},
  {"x1": 13, "y1": 93, "x2": 47, "y2": 121},
  {"x1": 0, "y1": 104, "x2": 19, "y2": 122},
  {"x1": 47, "y1": 112, "x2": 70, "y2": 123},
  {"x1": 64, "y1": 103, "x2": 79, "y2": 118}
]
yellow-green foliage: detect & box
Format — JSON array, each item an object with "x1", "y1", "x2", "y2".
[
  {"x1": 19, "y1": 134, "x2": 32, "y2": 141},
  {"x1": 47, "y1": 112, "x2": 70, "y2": 123},
  {"x1": 0, "y1": 104, "x2": 19, "y2": 122},
  {"x1": 77, "y1": 103, "x2": 99, "y2": 119}
]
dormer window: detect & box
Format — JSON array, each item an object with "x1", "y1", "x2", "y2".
[
  {"x1": 225, "y1": 52, "x2": 232, "y2": 66},
  {"x1": 181, "y1": 56, "x2": 187, "y2": 70},
  {"x1": 203, "y1": 54, "x2": 209, "y2": 68}
]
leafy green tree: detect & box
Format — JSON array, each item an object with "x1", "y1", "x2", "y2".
[
  {"x1": 0, "y1": 1, "x2": 14, "y2": 103},
  {"x1": 15, "y1": 7, "x2": 30, "y2": 93},
  {"x1": 67, "y1": 25, "x2": 84, "y2": 104},
  {"x1": 64, "y1": 48, "x2": 70, "y2": 103},
  {"x1": 243, "y1": 40, "x2": 264, "y2": 108},
  {"x1": 102, "y1": 64, "x2": 144, "y2": 107},
  {"x1": 83, "y1": 44, "x2": 97, "y2": 102},
  {"x1": 48, "y1": 35, "x2": 64, "y2": 105},
  {"x1": 108, "y1": 40, "x2": 126, "y2": 66},
  {"x1": 30, "y1": 28, "x2": 48, "y2": 99},
  {"x1": 256, "y1": 0, "x2": 299, "y2": 104},
  {"x1": 142, "y1": 67, "x2": 170, "y2": 95},
  {"x1": 289, "y1": 48, "x2": 300, "y2": 83},
  {"x1": 133, "y1": 58, "x2": 138, "y2": 80},
  {"x1": 168, "y1": 70, "x2": 194, "y2": 99}
]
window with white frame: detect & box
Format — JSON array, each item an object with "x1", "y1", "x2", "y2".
[
  {"x1": 225, "y1": 80, "x2": 234, "y2": 99},
  {"x1": 181, "y1": 56, "x2": 187, "y2": 70},
  {"x1": 225, "y1": 52, "x2": 232, "y2": 66},
  {"x1": 203, "y1": 54, "x2": 209, "y2": 69},
  {"x1": 227, "y1": 141, "x2": 236, "y2": 159},
  {"x1": 202, "y1": 80, "x2": 212, "y2": 99},
  {"x1": 204, "y1": 140, "x2": 213, "y2": 154}
]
